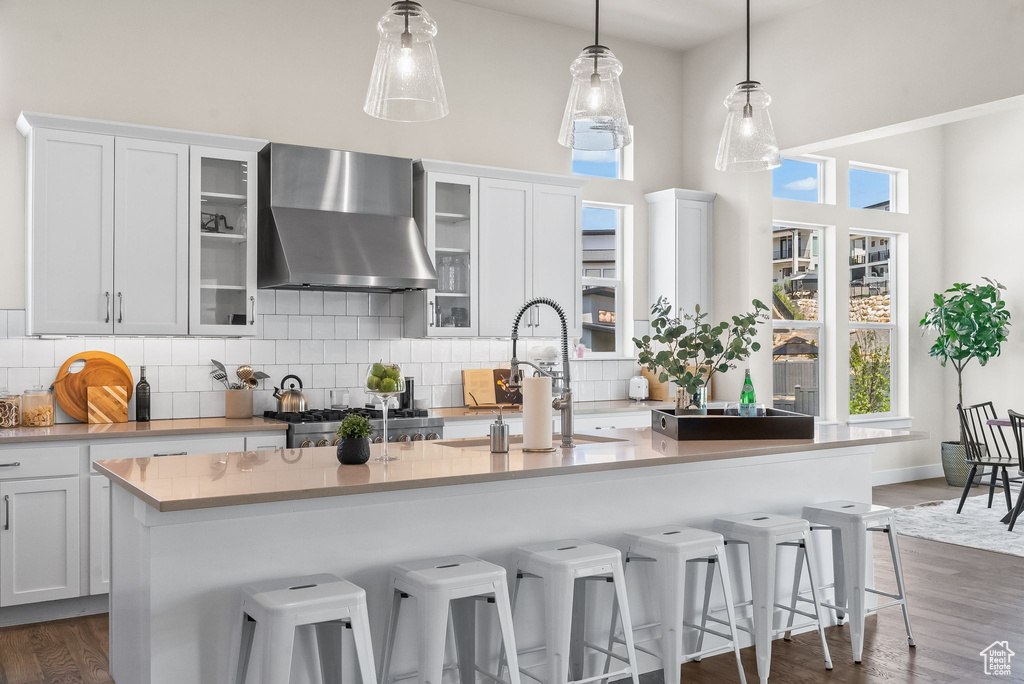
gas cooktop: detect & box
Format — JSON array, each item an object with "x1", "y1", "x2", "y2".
[
  {"x1": 264, "y1": 407, "x2": 444, "y2": 447},
  {"x1": 263, "y1": 407, "x2": 429, "y2": 424}
]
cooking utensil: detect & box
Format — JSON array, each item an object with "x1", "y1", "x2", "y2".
[
  {"x1": 53, "y1": 352, "x2": 133, "y2": 423},
  {"x1": 210, "y1": 369, "x2": 231, "y2": 389},
  {"x1": 273, "y1": 374, "x2": 308, "y2": 412},
  {"x1": 236, "y1": 364, "x2": 254, "y2": 382},
  {"x1": 243, "y1": 377, "x2": 259, "y2": 390}
]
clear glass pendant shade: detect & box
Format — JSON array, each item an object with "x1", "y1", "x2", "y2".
[
  {"x1": 557, "y1": 46, "x2": 631, "y2": 151},
  {"x1": 364, "y1": 1, "x2": 448, "y2": 122},
  {"x1": 715, "y1": 81, "x2": 781, "y2": 172}
]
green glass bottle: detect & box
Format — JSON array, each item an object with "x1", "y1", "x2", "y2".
[{"x1": 740, "y1": 369, "x2": 756, "y2": 416}]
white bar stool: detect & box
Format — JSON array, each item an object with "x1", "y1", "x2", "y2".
[
  {"x1": 227, "y1": 573, "x2": 376, "y2": 684},
  {"x1": 799, "y1": 500, "x2": 916, "y2": 663},
  {"x1": 714, "y1": 513, "x2": 832, "y2": 684},
  {"x1": 500, "y1": 539, "x2": 641, "y2": 684},
  {"x1": 379, "y1": 554, "x2": 521, "y2": 684},
  {"x1": 611, "y1": 525, "x2": 747, "y2": 684}
]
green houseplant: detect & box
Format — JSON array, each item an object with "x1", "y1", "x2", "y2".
[
  {"x1": 919, "y1": 278, "x2": 1011, "y2": 485},
  {"x1": 634, "y1": 296, "x2": 769, "y2": 413},
  {"x1": 337, "y1": 414, "x2": 373, "y2": 465}
]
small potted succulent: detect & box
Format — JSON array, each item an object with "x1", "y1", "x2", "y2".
[{"x1": 337, "y1": 414, "x2": 373, "y2": 465}]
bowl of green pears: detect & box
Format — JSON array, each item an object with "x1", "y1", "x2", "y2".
[{"x1": 365, "y1": 361, "x2": 405, "y2": 397}]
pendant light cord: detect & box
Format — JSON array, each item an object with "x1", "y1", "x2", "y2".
[
  {"x1": 592, "y1": 0, "x2": 600, "y2": 75},
  {"x1": 746, "y1": 0, "x2": 751, "y2": 83}
]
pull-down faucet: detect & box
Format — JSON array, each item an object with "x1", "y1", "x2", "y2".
[{"x1": 507, "y1": 297, "x2": 573, "y2": 449}]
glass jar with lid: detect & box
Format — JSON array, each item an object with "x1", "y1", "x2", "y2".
[
  {"x1": 0, "y1": 389, "x2": 18, "y2": 428},
  {"x1": 21, "y1": 386, "x2": 54, "y2": 427}
]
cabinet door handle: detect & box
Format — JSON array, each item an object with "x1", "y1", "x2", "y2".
[
  {"x1": 535, "y1": 305, "x2": 541, "y2": 328},
  {"x1": 250, "y1": 295, "x2": 256, "y2": 325},
  {"x1": 0, "y1": 462, "x2": 21, "y2": 468},
  {"x1": 152, "y1": 451, "x2": 188, "y2": 457},
  {"x1": 429, "y1": 301, "x2": 435, "y2": 327},
  {"x1": 4, "y1": 495, "x2": 10, "y2": 531},
  {"x1": 117, "y1": 292, "x2": 124, "y2": 323},
  {"x1": 104, "y1": 292, "x2": 111, "y2": 323}
]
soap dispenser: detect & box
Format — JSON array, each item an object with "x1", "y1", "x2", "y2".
[{"x1": 490, "y1": 407, "x2": 509, "y2": 453}]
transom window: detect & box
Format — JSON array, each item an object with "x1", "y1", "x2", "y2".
[
  {"x1": 772, "y1": 157, "x2": 824, "y2": 203},
  {"x1": 849, "y1": 164, "x2": 895, "y2": 211},
  {"x1": 571, "y1": 127, "x2": 634, "y2": 181}
]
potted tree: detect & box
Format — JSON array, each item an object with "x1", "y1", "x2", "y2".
[
  {"x1": 336, "y1": 414, "x2": 373, "y2": 465},
  {"x1": 634, "y1": 296, "x2": 769, "y2": 413},
  {"x1": 920, "y1": 278, "x2": 1011, "y2": 486}
]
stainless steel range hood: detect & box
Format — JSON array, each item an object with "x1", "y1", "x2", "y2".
[{"x1": 258, "y1": 143, "x2": 437, "y2": 292}]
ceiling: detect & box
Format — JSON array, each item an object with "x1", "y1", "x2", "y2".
[{"x1": 451, "y1": 0, "x2": 821, "y2": 52}]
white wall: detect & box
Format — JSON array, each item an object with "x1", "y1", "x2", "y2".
[
  {"x1": 0, "y1": 0, "x2": 688, "y2": 314},
  {"x1": 942, "y1": 108, "x2": 1024, "y2": 418}
]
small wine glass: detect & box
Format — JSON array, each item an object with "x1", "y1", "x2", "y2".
[{"x1": 364, "y1": 362, "x2": 406, "y2": 462}]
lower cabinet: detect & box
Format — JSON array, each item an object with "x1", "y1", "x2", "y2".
[
  {"x1": 0, "y1": 476, "x2": 81, "y2": 606},
  {"x1": 89, "y1": 475, "x2": 110, "y2": 596}
]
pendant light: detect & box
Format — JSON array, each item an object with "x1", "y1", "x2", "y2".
[
  {"x1": 715, "y1": 0, "x2": 781, "y2": 171},
  {"x1": 364, "y1": 1, "x2": 449, "y2": 122},
  {"x1": 557, "y1": 0, "x2": 631, "y2": 151}
]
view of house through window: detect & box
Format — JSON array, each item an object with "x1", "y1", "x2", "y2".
[
  {"x1": 849, "y1": 165, "x2": 894, "y2": 210},
  {"x1": 772, "y1": 157, "x2": 822, "y2": 203},
  {"x1": 849, "y1": 232, "x2": 894, "y2": 415},
  {"x1": 771, "y1": 224, "x2": 822, "y2": 416},
  {"x1": 580, "y1": 204, "x2": 624, "y2": 354}
]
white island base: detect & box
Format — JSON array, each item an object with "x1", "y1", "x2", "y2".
[{"x1": 101, "y1": 427, "x2": 920, "y2": 684}]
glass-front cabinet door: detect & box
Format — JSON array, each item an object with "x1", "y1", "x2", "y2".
[
  {"x1": 188, "y1": 145, "x2": 257, "y2": 336},
  {"x1": 424, "y1": 173, "x2": 478, "y2": 337}
]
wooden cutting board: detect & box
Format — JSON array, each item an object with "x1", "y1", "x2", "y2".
[
  {"x1": 87, "y1": 385, "x2": 128, "y2": 423},
  {"x1": 53, "y1": 352, "x2": 133, "y2": 423}
]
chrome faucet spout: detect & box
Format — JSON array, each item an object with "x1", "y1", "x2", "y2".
[{"x1": 509, "y1": 297, "x2": 573, "y2": 449}]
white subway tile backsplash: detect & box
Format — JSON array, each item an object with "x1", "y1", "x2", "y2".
[
  {"x1": 389, "y1": 339, "x2": 411, "y2": 363},
  {"x1": 595, "y1": 380, "x2": 612, "y2": 401},
  {"x1": 159, "y1": 366, "x2": 186, "y2": 393},
  {"x1": 324, "y1": 292, "x2": 347, "y2": 315},
  {"x1": 304, "y1": 388, "x2": 325, "y2": 408},
  {"x1": 276, "y1": 290, "x2": 300, "y2": 314},
  {"x1": 186, "y1": 365, "x2": 214, "y2": 392},
  {"x1": 450, "y1": 339, "x2": 470, "y2": 362},
  {"x1": 144, "y1": 339, "x2": 172, "y2": 366},
  {"x1": 198, "y1": 339, "x2": 226, "y2": 364},
  {"x1": 379, "y1": 317, "x2": 402, "y2": 339},
  {"x1": 151, "y1": 393, "x2": 172, "y2": 420},
  {"x1": 311, "y1": 316, "x2": 334, "y2": 340},
  {"x1": 288, "y1": 316, "x2": 312, "y2": 340},
  {"x1": 311, "y1": 363, "x2": 335, "y2": 389},
  {"x1": 410, "y1": 339, "x2": 432, "y2": 362},
  {"x1": 200, "y1": 391, "x2": 225, "y2": 418},
  {"x1": 263, "y1": 315, "x2": 289, "y2": 340},
  {"x1": 224, "y1": 339, "x2": 251, "y2": 365},
  {"x1": 576, "y1": 381, "x2": 595, "y2": 402},
  {"x1": 300, "y1": 340, "x2": 324, "y2": 364},
  {"x1": 172, "y1": 392, "x2": 200, "y2": 419},
  {"x1": 587, "y1": 361, "x2": 603, "y2": 381},
  {"x1": 335, "y1": 316, "x2": 357, "y2": 339},
  {"x1": 324, "y1": 340, "x2": 346, "y2": 363},
  {"x1": 250, "y1": 340, "x2": 276, "y2": 365},
  {"x1": 287, "y1": 365, "x2": 313, "y2": 386},
  {"x1": 336, "y1": 364, "x2": 358, "y2": 387},
  {"x1": 257, "y1": 290, "x2": 276, "y2": 316},
  {"x1": 442, "y1": 362, "x2": 462, "y2": 385},
  {"x1": 276, "y1": 340, "x2": 300, "y2": 365},
  {"x1": 369, "y1": 293, "x2": 390, "y2": 317},
  {"x1": 7, "y1": 310, "x2": 25, "y2": 339},
  {"x1": 346, "y1": 340, "x2": 369, "y2": 363},
  {"x1": 357, "y1": 317, "x2": 379, "y2": 340},
  {"x1": 431, "y1": 339, "x2": 452, "y2": 362},
  {"x1": 431, "y1": 384, "x2": 451, "y2": 408},
  {"x1": 112, "y1": 339, "x2": 142, "y2": 366},
  {"x1": 347, "y1": 293, "x2": 369, "y2": 316},
  {"x1": 8, "y1": 367, "x2": 39, "y2": 393},
  {"x1": 38, "y1": 366, "x2": 58, "y2": 388},
  {"x1": 470, "y1": 340, "x2": 489, "y2": 362},
  {"x1": 421, "y1": 362, "x2": 442, "y2": 385},
  {"x1": 603, "y1": 361, "x2": 618, "y2": 383},
  {"x1": 85, "y1": 338, "x2": 117, "y2": 354},
  {"x1": 0, "y1": 340, "x2": 23, "y2": 368},
  {"x1": 300, "y1": 291, "x2": 324, "y2": 315},
  {"x1": 389, "y1": 293, "x2": 404, "y2": 316},
  {"x1": 367, "y1": 340, "x2": 390, "y2": 363},
  {"x1": 53, "y1": 338, "x2": 86, "y2": 363},
  {"x1": 172, "y1": 338, "x2": 199, "y2": 366},
  {"x1": 0, "y1": 310, "x2": 7, "y2": 338},
  {"x1": 489, "y1": 340, "x2": 509, "y2": 362}
]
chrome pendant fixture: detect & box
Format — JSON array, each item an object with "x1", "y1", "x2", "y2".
[
  {"x1": 715, "y1": 0, "x2": 781, "y2": 171},
  {"x1": 557, "y1": 0, "x2": 631, "y2": 151},
  {"x1": 364, "y1": 1, "x2": 449, "y2": 122}
]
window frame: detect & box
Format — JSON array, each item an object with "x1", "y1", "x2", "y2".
[
  {"x1": 580, "y1": 201, "x2": 626, "y2": 358},
  {"x1": 848, "y1": 161, "x2": 901, "y2": 212},
  {"x1": 570, "y1": 126, "x2": 634, "y2": 181},
  {"x1": 771, "y1": 222, "x2": 827, "y2": 418},
  {"x1": 773, "y1": 155, "x2": 826, "y2": 204},
  {"x1": 848, "y1": 229, "x2": 897, "y2": 419}
]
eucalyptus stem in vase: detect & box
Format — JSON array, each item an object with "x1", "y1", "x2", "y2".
[{"x1": 634, "y1": 296, "x2": 769, "y2": 414}]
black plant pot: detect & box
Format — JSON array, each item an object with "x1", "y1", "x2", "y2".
[{"x1": 338, "y1": 437, "x2": 370, "y2": 465}]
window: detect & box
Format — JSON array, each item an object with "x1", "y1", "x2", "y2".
[
  {"x1": 849, "y1": 231, "x2": 894, "y2": 415},
  {"x1": 849, "y1": 164, "x2": 895, "y2": 210},
  {"x1": 772, "y1": 157, "x2": 823, "y2": 203},
  {"x1": 772, "y1": 224, "x2": 824, "y2": 416},
  {"x1": 571, "y1": 127, "x2": 634, "y2": 180},
  {"x1": 580, "y1": 203, "x2": 624, "y2": 355}
]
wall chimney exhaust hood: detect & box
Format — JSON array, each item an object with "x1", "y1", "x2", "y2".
[{"x1": 258, "y1": 143, "x2": 437, "y2": 292}]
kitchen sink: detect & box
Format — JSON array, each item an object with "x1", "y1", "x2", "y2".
[{"x1": 434, "y1": 433, "x2": 627, "y2": 450}]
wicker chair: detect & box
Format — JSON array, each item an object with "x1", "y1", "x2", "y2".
[
  {"x1": 1004, "y1": 410, "x2": 1024, "y2": 531},
  {"x1": 955, "y1": 402, "x2": 1017, "y2": 515}
]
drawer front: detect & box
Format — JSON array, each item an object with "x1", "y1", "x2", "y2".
[
  {"x1": 0, "y1": 446, "x2": 80, "y2": 480},
  {"x1": 245, "y1": 435, "x2": 286, "y2": 451},
  {"x1": 90, "y1": 436, "x2": 245, "y2": 471}
]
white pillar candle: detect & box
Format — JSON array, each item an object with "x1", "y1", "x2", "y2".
[{"x1": 522, "y1": 376, "x2": 553, "y2": 451}]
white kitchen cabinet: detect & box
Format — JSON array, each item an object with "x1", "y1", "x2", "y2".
[
  {"x1": 114, "y1": 137, "x2": 190, "y2": 335},
  {"x1": 25, "y1": 128, "x2": 115, "y2": 335},
  {"x1": 189, "y1": 146, "x2": 258, "y2": 336},
  {"x1": 529, "y1": 184, "x2": 582, "y2": 339},
  {"x1": 89, "y1": 474, "x2": 110, "y2": 595},
  {"x1": 479, "y1": 178, "x2": 532, "y2": 337},
  {"x1": 405, "y1": 171, "x2": 479, "y2": 337},
  {"x1": 0, "y1": 476, "x2": 81, "y2": 606},
  {"x1": 645, "y1": 188, "x2": 715, "y2": 320}
]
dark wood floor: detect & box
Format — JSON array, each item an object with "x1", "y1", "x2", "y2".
[{"x1": 2, "y1": 478, "x2": 1018, "y2": 684}]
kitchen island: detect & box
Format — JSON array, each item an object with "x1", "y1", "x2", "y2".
[{"x1": 96, "y1": 424, "x2": 925, "y2": 684}]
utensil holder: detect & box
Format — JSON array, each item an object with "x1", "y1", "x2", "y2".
[{"x1": 225, "y1": 390, "x2": 253, "y2": 419}]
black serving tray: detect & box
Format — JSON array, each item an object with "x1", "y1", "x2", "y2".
[{"x1": 651, "y1": 408, "x2": 815, "y2": 441}]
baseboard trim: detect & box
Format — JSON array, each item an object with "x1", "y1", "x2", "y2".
[
  {"x1": 0, "y1": 594, "x2": 108, "y2": 628},
  {"x1": 872, "y1": 463, "x2": 945, "y2": 486}
]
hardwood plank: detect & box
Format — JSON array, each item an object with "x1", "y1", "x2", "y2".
[
  {"x1": 0, "y1": 625, "x2": 43, "y2": 684},
  {"x1": 27, "y1": 623, "x2": 78, "y2": 684}
]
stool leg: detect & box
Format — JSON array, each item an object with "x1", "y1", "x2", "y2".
[
  {"x1": 830, "y1": 528, "x2": 847, "y2": 624},
  {"x1": 452, "y1": 598, "x2": 477, "y2": 684},
  {"x1": 229, "y1": 611, "x2": 257, "y2": 684},
  {"x1": 840, "y1": 523, "x2": 867, "y2": 663},
  {"x1": 493, "y1": 586, "x2": 523, "y2": 684},
  {"x1": 542, "y1": 570, "x2": 575, "y2": 684},
  {"x1": 715, "y1": 548, "x2": 747, "y2": 684},
  {"x1": 258, "y1": 619, "x2": 297, "y2": 684},
  {"x1": 497, "y1": 571, "x2": 523, "y2": 681},
  {"x1": 747, "y1": 540, "x2": 776, "y2": 684},
  {"x1": 315, "y1": 621, "x2": 345, "y2": 684},
  {"x1": 886, "y1": 519, "x2": 916, "y2": 648},
  {"x1": 956, "y1": 465, "x2": 977, "y2": 514},
  {"x1": 379, "y1": 589, "x2": 403, "y2": 684},
  {"x1": 600, "y1": 589, "x2": 619, "y2": 684},
  {"x1": 692, "y1": 559, "x2": 714, "y2": 661},
  {"x1": 350, "y1": 605, "x2": 379, "y2": 684},
  {"x1": 569, "y1": 579, "x2": 586, "y2": 682},
  {"x1": 657, "y1": 555, "x2": 686, "y2": 684},
  {"x1": 801, "y1": 533, "x2": 834, "y2": 671},
  {"x1": 417, "y1": 593, "x2": 452, "y2": 684},
  {"x1": 782, "y1": 544, "x2": 804, "y2": 642},
  {"x1": 611, "y1": 562, "x2": 641, "y2": 684}
]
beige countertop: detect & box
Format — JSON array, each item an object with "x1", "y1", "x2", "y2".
[
  {"x1": 95, "y1": 425, "x2": 926, "y2": 512},
  {"x1": 432, "y1": 399, "x2": 674, "y2": 420},
  {"x1": 0, "y1": 417, "x2": 286, "y2": 445}
]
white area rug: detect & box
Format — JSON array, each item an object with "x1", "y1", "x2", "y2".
[{"x1": 894, "y1": 493, "x2": 1024, "y2": 557}]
